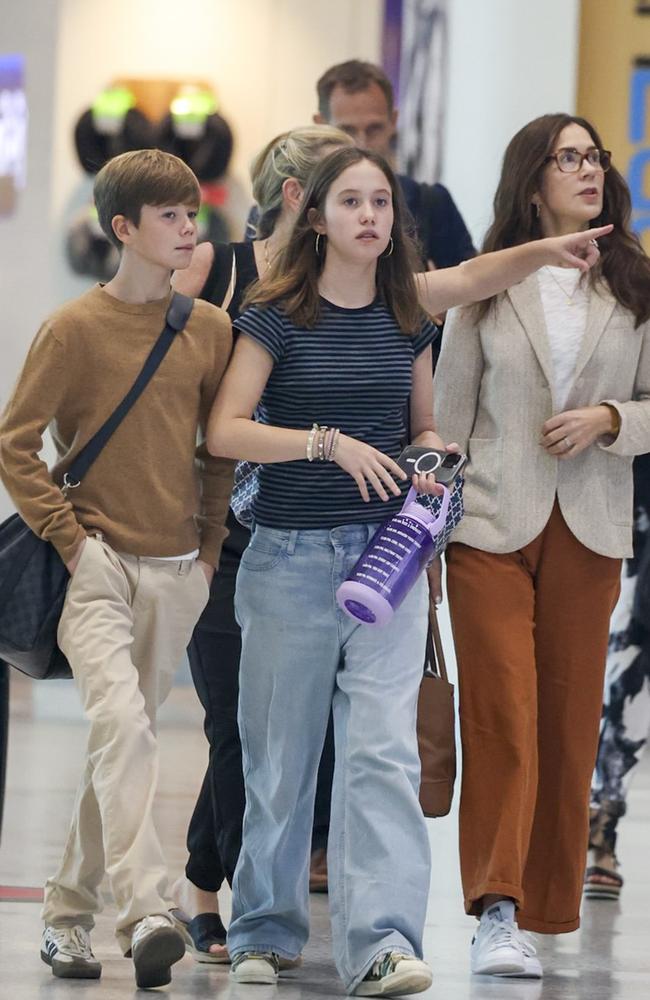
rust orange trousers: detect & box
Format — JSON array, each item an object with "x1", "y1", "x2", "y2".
[{"x1": 445, "y1": 503, "x2": 621, "y2": 933}]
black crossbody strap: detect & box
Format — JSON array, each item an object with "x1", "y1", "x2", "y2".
[{"x1": 64, "y1": 292, "x2": 193, "y2": 490}]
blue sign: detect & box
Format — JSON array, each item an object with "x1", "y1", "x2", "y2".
[
  {"x1": 0, "y1": 53, "x2": 28, "y2": 218},
  {"x1": 628, "y1": 61, "x2": 650, "y2": 241}
]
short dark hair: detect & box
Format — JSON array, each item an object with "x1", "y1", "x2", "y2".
[
  {"x1": 94, "y1": 148, "x2": 201, "y2": 249},
  {"x1": 316, "y1": 60, "x2": 394, "y2": 119}
]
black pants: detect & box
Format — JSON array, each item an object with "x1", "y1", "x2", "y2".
[{"x1": 185, "y1": 510, "x2": 334, "y2": 892}]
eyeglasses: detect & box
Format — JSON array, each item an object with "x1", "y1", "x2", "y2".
[{"x1": 544, "y1": 147, "x2": 611, "y2": 173}]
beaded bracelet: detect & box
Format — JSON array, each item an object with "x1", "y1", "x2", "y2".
[
  {"x1": 327, "y1": 427, "x2": 340, "y2": 461},
  {"x1": 306, "y1": 423, "x2": 319, "y2": 462},
  {"x1": 307, "y1": 423, "x2": 341, "y2": 461},
  {"x1": 323, "y1": 426, "x2": 335, "y2": 460}
]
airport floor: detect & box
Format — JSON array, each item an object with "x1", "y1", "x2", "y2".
[{"x1": 1, "y1": 670, "x2": 649, "y2": 1000}]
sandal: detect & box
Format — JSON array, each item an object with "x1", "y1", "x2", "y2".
[
  {"x1": 583, "y1": 865, "x2": 623, "y2": 901},
  {"x1": 171, "y1": 910, "x2": 229, "y2": 964},
  {"x1": 170, "y1": 908, "x2": 302, "y2": 969}
]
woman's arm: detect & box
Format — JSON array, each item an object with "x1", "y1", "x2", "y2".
[
  {"x1": 545, "y1": 318, "x2": 650, "y2": 459},
  {"x1": 432, "y1": 309, "x2": 484, "y2": 451},
  {"x1": 540, "y1": 405, "x2": 618, "y2": 458},
  {"x1": 406, "y1": 347, "x2": 459, "y2": 496},
  {"x1": 207, "y1": 336, "x2": 309, "y2": 462},
  {"x1": 416, "y1": 225, "x2": 613, "y2": 316},
  {"x1": 409, "y1": 345, "x2": 459, "y2": 605},
  {"x1": 172, "y1": 241, "x2": 215, "y2": 296},
  {"x1": 409, "y1": 346, "x2": 445, "y2": 449},
  {"x1": 208, "y1": 334, "x2": 408, "y2": 502}
]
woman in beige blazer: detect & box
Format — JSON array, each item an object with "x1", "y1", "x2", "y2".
[{"x1": 434, "y1": 113, "x2": 650, "y2": 979}]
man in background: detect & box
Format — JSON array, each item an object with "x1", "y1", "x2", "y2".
[{"x1": 313, "y1": 59, "x2": 476, "y2": 269}]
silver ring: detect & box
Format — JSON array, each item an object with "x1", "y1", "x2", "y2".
[
  {"x1": 589, "y1": 238, "x2": 599, "y2": 247},
  {"x1": 564, "y1": 436, "x2": 573, "y2": 450}
]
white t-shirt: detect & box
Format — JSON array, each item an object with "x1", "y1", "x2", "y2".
[
  {"x1": 537, "y1": 266, "x2": 588, "y2": 410},
  {"x1": 148, "y1": 550, "x2": 199, "y2": 561}
]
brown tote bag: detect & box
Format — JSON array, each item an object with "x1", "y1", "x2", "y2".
[{"x1": 417, "y1": 597, "x2": 457, "y2": 817}]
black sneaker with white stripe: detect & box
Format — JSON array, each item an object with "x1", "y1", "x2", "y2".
[
  {"x1": 41, "y1": 925, "x2": 101, "y2": 979},
  {"x1": 130, "y1": 914, "x2": 186, "y2": 989}
]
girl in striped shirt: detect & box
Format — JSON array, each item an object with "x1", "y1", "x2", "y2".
[{"x1": 208, "y1": 146, "x2": 607, "y2": 997}]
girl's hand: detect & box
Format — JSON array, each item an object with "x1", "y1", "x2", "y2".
[
  {"x1": 410, "y1": 439, "x2": 460, "y2": 496},
  {"x1": 541, "y1": 405, "x2": 614, "y2": 458},
  {"x1": 334, "y1": 434, "x2": 407, "y2": 502},
  {"x1": 542, "y1": 224, "x2": 613, "y2": 272},
  {"x1": 411, "y1": 472, "x2": 444, "y2": 496}
]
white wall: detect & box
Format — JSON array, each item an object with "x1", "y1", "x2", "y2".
[
  {"x1": 50, "y1": 0, "x2": 384, "y2": 305},
  {"x1": 0, "y1": 2, "x2": 61, "y2": 519},
  {"x1": 0, "y1": 3, "x2": 59, "y2": 392},
  {"x1": 442, "y1": 0, "x2": 580, "y2": 246}
]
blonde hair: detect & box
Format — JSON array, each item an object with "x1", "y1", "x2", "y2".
[{"x1": 251, "y1": 124, "x2": 353, "y2": 238}]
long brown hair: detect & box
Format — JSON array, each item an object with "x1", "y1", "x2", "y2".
[
  {"x1": 477, "y1": 113, "x2": 650, "y2": 326},
  {"x1": 243, "y1": 146, "x2": 425, "y2": 333}
]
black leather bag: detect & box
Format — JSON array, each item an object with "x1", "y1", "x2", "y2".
[{"x1": 0, "y1": 293, "x2": 193, "y2": 680}]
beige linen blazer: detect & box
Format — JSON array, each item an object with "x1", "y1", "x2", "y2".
[{"x1": 433, "y1": 274, "x2": 650, "y2": 559}]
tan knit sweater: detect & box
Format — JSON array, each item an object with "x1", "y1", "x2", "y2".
[{"x1": 0, "y1": 285, "x2": 234, "y2": 567}]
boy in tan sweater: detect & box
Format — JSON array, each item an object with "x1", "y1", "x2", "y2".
[{"x1": 0, "y1": 149, "x2": 234, "y2": 989}]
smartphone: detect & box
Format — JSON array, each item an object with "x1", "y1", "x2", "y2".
[{"x1": 396, "y1": 445, "x2": 467, "y2": 486}]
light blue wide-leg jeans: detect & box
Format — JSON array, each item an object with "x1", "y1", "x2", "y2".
[{"x1": 228, "y1": 523, "x2": 431, "y2": 994}]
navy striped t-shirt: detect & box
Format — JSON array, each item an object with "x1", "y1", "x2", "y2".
[{"x1": 234, "y1": 297, "x2": 437, "y2": 529}]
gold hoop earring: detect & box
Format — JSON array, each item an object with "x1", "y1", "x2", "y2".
[
  {"x1": 315, "y1": 233, "x2": 323, "y2": 255},
  {"x1": 382, "y1": 236, "x2": 394, "y2": 258}
]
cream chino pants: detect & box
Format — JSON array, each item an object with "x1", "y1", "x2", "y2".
[{"x1": 42, "y1": 535, "x2": 209, "y2": 952}]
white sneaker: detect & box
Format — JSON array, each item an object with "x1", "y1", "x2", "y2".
[
  {"x1": 40, "y1": 925, "x2": 101, "y2": 979},
  {"x1": 130, "y1": 914, "x2": 185, "y2": 989},
  {"x1": 470, "y1": 902, "x2": 526, "y2": 976},
  {"x1": 499, "y1": 930, "x2": 543, "y2": 979},
  {"x1": 353, "y1": 952, "x2": 433, "y2": 997},
  {"x1": 230, "y1": 951, "x2": 280, "y2": 984}
]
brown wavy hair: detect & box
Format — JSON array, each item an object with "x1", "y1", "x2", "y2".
[
  {"x1": 477, "y1": 113, "x2": 650, "y2": 327},
  {"x1": 242, "y1": 146, "x2": 425, "y2": 333}
]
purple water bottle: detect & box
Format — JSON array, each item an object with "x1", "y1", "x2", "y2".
[{"x1": 336, "y1": 486, "x2": 450, "y2": 626}]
